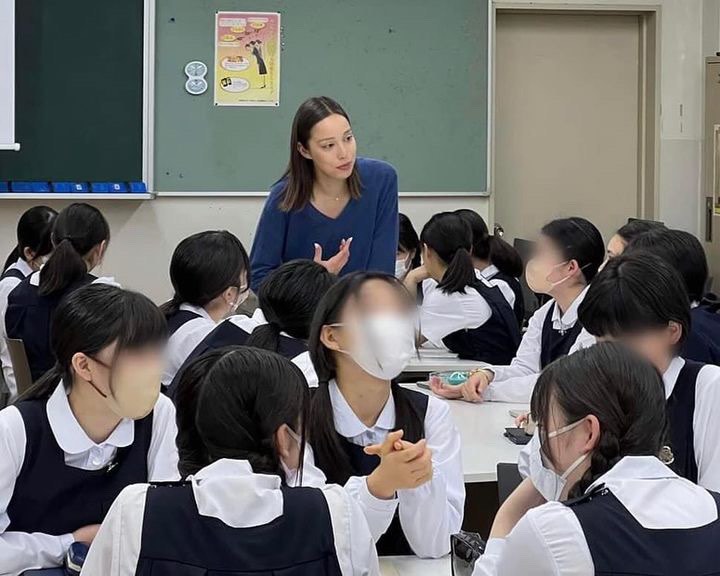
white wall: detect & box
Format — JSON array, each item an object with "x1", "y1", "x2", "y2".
[
  {"x1": 1, "y1": 0, "x2": 715, "y2": 300},
  {"x1": 0, "y1": 196, "x2": 487, "y2": 303}
]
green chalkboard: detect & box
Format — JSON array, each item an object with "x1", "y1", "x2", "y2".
[
  {"x1": 155, "y1": 0, "x2": 488, "y2": 193},
  {"x1": 0, "y1": 0, "x2": 144, "y2": 182}
]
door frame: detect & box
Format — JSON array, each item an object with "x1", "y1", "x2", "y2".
[{"x1": 488, "y1": 2, "x2": 662, "y2": 226}]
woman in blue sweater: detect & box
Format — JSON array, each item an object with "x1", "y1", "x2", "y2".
[{"x1": 250, "y1": 96, "x2": 399, "y2": 292}]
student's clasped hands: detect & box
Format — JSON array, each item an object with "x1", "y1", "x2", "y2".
[{"x1": 364, "y1": 430, "x2": 434, "y2": 500}]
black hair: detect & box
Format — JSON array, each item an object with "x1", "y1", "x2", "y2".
[
  {"x1": 616, "y1": 219, "x2": 666, "y2": 245},
  {"x1": 17, "y1": 283, "x2": 167, "y2": 402},
  {"x1": 307, "y1": 272, "x2": 424, "y2": 485},
  {"x1": 398, "y1": 213, "x2": 421, "y2": 270},
  {"x1": 578, "y1": 253, "x2": 690, "y2": 348},
  {"x1": 532, "y1": 342, "x2": 668, "y2": 499},
  {"x1": 246, "y1": 260, "x2": 336, "y2": 352},
  {"x1": 626, "y1": 228, "x2": 708, "y2": 303},
  {"x1": 454, "y1": 209, "x2": 523, "y2": 278},
  {"x1": 38, "y1": 203, "x2": 110, "y2": 297},
  {"x1": 3, "y1": 206, "x2": 58, "y2": 272},
  {"x1": 174, "y1": 346, "x2": 308, "y2": 482},
  {"x1": 420, "y1": 212, "x2": 475, "y2": 294},
  {"x1": 540, "y1": 217, "x2": 605, "y2": 284},
  {"x1": 160, "y1": 231, "x2": 250, "y2": 318}
]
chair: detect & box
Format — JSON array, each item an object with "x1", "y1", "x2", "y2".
[
  {"x1": 496, "y1": 462, "x2": 523, "y2": 505},
  {"x1": 6, "y1": 338, "x2": 33, "y2": 396}
]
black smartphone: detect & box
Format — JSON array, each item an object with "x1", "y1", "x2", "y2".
[{"x1": 504, "y1": 427, "x2": 532, "y2": 445}]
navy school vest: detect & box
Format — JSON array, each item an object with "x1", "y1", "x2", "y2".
[
  {"x1": 166, "y1": 310, "x2": 203, "y2": 337},
  {"x1": 488, "y1": 271, "x2": 525, "y2": 328},
  {"x1": 0, "y1": 267, "x2": 26, "y2": 282},
  {"x1": 567, "y1": 486, "x2": 720, "y2": 575},
  {"x1": 4, "y1": 274, "x2": 96, "y2": 382},
  {"x1": 539, "y1": 303, "x2": 584, "y2": 369},
  {"x1": 134, "y1": 482, "x2": 342, "y2": 576},
  {"x1": 441, "y1": 279, "x2": 522, "y2": 365},
  {"x1": 667, "y1": 360, "x2": 704, "y2": 483},
  {"x1": 321, "y1": 387, "x2": 429, "y2": 556},
  {"x1": 7, "y1": 397, "x2": 153, "y2": 534},
  {"x1": 167, "y1": 319, "x2": 309, "y2": 399}
]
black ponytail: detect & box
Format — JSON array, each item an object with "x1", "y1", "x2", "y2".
[
  {"x1": 421, "y1": 212, "x2": 476, "y2": 294},
  {"x1": 39, "y1": 203, "x2": 110, "y2": 297},
  {"x1": 488, "y1": 236, "x2": 524, "y2": 278},
  {"x1": 308, "y1": 272, "x2": 424, "y2": 484},
  {"x1": 4, "y1": 205, "x2": 58, "y2": 272},
  {"x1": 245, "y1": 260, "x2": 336, "y2": 352},
  {"x1": 17, "y1": 283, "x2": 167, "y2": 402},
  {"x1": 532, "y1": 342, "x2": 668, "y2": 499},
  {"x1": 175, "y1": 346, "x2": 309, "y2": 482},
  {"x1": 161, "y1": 231, "x2": 250, "y2": 319}
]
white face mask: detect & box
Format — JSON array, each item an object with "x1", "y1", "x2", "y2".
[
  {"x1": 529, "y1": 419, "x2": 589, "y2": 501},
  {"x1": 334, "y1": 314, "x2": 417, "y2": 380},
  {"x1": 395, "y1": 257, "x2": 410, "y2": 279}
]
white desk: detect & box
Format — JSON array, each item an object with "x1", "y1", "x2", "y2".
[
  {"x1": 403, "y1": 384, "x2": 528, "y2": 483},
  {"x1": 380, "y1": 556, "x2": 450, "y2": 575},
  {"x1": 404, "y1": 353, "x2": 481, "y2": 374}
]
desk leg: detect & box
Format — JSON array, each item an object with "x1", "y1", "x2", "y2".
[{"x1": 462, "y1": 482, "x2": 499, "y2": 539}]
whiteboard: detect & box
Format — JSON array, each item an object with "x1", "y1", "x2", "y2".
[{"x1": 0, "y1": 0, "x2": 18, "y2": 151}]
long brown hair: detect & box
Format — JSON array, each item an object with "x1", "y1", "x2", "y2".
[{"x1": 279, "y1": 96, "x2": 362, "y2": 212}]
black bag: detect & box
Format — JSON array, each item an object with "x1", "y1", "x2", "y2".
[{"x1": 451, "y1": 531, "x2": 486, "y2": 576}]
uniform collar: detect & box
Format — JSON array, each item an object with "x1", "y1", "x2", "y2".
[
  {"x1": 46, "y1": 382, "x2": 135, "y2": 455},
  {"x1": 329, "y1": 379, "x2": 395, "y2": 438},
  {"x1": 551, "y1": 286, "x2": 589, "y2": 330},
  {"x1": 662, "y1": 356, "x2": 686, "y2": 399},
  {"x1": 588, "y1": 456, "x2": 678, "y2": 492},
  {"x1": 191, "y1": 459, "x2": 283, "y2": 528},
  {"x1": 29, "y1": 271, "x2": 41, "y2": 287},
  {"x1": 179, "y1": 303, "x2": 214, "y2": 322},
  {"x1": 11, "y1": 258, "x2": 34, "y2": 277},
  {"x1": 480, "y1": 264, "x2": 499, "y2": 280}
]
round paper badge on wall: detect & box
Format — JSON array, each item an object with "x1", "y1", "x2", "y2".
[{"x1": 184, "y1": 61, "x2": 208, "y2": 96}]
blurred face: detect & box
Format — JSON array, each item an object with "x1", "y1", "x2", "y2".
[
  {"x1": 606, "y1": 234, "x2": 627, "y2": 260},
  {"x1": 526, "y1": 234, "x2": 583, "y2": 295},
  {"x1": 299, "y1": 114, "x2": 357, "y2": 181},
  {"x1": 597, "y1": 324, "x2": 681, "y2": 372},
  {"x1": 395, "y1": 248, "x2": 415, "y2": 279}
]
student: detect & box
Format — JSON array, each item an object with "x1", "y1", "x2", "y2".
[
  {"x1": 575, "y1": 253, "x2": 720, "y2": 490},
  {"x1": 82, "y1": 346, "x2": 380, "y2": 575},
  {"x1": 160, "y1": 231, "x2": 250, "y2": 387},
  {"x1": 5, "y1": 203, "x2": 113, "y2": 383},
  {"x1": 167, "y1": 260, "x2": 335, "y2": 394},
  {"x1": 0, "y1": 206, "x2": 58, "y2": 397},
  {"x1": 454, "y1": 208, "x2": 525, "y2": 326},
  {"x1": 473, "y1": 343, "x2": 720, "y2": 576},
  {"x1": 396, "y1": 213, "x2": 421, "y2": 281},
  {"x1": 404, "y1": 212, "x2": 521, "y2": 364},
  {"x1": 308, "y1": 272, "x2": 464, "y2": 558},
  {"x1": 605, "y1": 218, "x2": 665, "y2": 259},
  {"x1": 250, "y1": 96, "x2": 399, "y2": 291},
  {"x1": 626, "y1": 228, "x2": 720, "y2": 365},
  {"x1": 0, "y1": 284, "x2": 178, "y2": 575},
  {"x1": 433, "y1": 217, "x2": 603, "y2": 403}
]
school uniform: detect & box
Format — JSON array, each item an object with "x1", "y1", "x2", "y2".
[
  {"x1": 318, "y1": 382, "x2": 465, "y2": 559},
  {"x1": 0, "y1": 259, "x2": 34, "y2": 397},
  {"x1": 161, "y1": 304, "x2": 217, "y2": 387},
  {"x1": 420, "y1": 276, "x2": 521, "y2": 364},
  {"x1": 473, "y1": 456, "x2": 720, "y2": 576},
  {"x1": 166, "y1": 309, "x2": 317, "y2": 397},
  {"x1": 0, "y1": 382, "x2": 179, "y2": 575},
  {"x1": 480, "y1": 265, "x2": 525, "y2": 328},
  {"x1": 4, "y1": 272, "x2": 119, "y2": 383},
  {"x1": 682, "y1": 302, "x2": 720, "y2": 365},
  {"x1": 482, "y1": 288, "x2": 596, "y2": 403},
  {"x1": 518, "y1": 356, "x2": 720, "y2": 494},
  {"x1": 80, "y1": 458, "x2": 380, "y2": 575}
]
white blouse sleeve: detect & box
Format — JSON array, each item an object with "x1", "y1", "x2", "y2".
[
  {"x1": 147, "y1": 395, "x2": 180, "y2": 482},
  {"x1": 397, "y1": 397, "x2": 465, "y2": 558},
  {"x1": 0, "y1": 406, "x2": 74, "y2": 575},
  {"x1": 343, "y1": 476, "x2": 398, "y2": 542},
  {"x1": 693, "y1": 365, "x2": 720, "y2": 491},
  {"x1": 322, "y1": 484, "x2": 381, "y2": 576},
  {"x1": 80, "y1": 484, "x2": 149, "y2": 576},
  {"x1": 420, "y1": 287, "x2": 492, "y2": 347},
  {"x1": 472, "y1": 503, "x2": 594, "y2": 576}
]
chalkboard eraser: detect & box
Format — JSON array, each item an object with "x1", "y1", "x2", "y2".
[
  {"x1": 91, "y1": 182, "x2": 129, "y2": 193},
  {"x1": 52, "y1": 182, "x2": 90, "y2": 193},
  {"x1": 129, "y1": 182, "x2": 148, "y2": 193},
  {"x1": 11, "y1": 181, "x2": 51, "y2": 193}
]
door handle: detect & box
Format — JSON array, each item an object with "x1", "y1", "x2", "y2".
[{"x1": 707, "y1": 197, "x2": 714, "y2": 242}]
